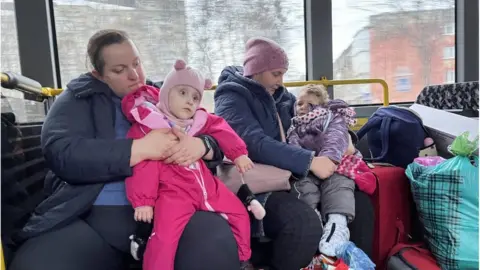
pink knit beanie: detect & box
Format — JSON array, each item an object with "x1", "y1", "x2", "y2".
[
  {"x1": 243, "y1": 37, "x2": 289, "y2": 77},
  {"x1": 157, "y1": 59, "x2": 212, "y2": 123},
  {"x1": 160, "y1": 59, "x2": 212, "y2": 99}
]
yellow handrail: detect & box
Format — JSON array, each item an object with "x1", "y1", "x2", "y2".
[
  {"x1": 0, "y1": 73, "x2": 8, "y2": 83},
  {"x1": 2, "y1": 73, "x2": 389, "y2": 104},
  {"x1": 209, "y1": 77, "x2": 390, "y2": 106},
  {"x1": 1, "y1": 242, "x2": 5, "y2": 270},
  {"x1": 41, "y1": 87, "x2": 64, "y2": 97},
  {"x1": 1, "y1": 72, "x2": 63, "y2": 97}
]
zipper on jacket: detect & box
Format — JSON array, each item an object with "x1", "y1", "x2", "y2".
[{"x1": 185, "y1": 164, "x2": 228, "y2": 220}]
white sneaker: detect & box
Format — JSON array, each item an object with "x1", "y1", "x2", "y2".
[{"x1": 319, "y1": 214, "x2": 350, "y2": 257}]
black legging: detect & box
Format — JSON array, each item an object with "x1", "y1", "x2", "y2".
[
  {"x1": 9, "y1": 192, "x2": 322, "y2": 270},
  {"x1": 8, "y1": 211, "x2": 240, "y2": 270},
  {"x1": 254, "y1": 191, "x2": 322, "y2": 270}
]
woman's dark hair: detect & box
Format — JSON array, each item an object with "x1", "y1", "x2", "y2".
[{"x1": 87, "y1": 29, "x2": 130, "y2": 75}]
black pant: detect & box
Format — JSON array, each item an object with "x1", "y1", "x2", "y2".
[
  {"x1": 8, "y1": 211, "x2": 240, "y2": 270},
  {"x1": 256, "y1": 190, "x2": 374, "y2": 270},
  {"x1": 254, "y1": 191, "x2": 323, "y2": 270},
  {"x1": 9, "y1": 192, "x2": 323, "y2": 270}
]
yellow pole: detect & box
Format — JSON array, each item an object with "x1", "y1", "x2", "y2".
[
  {"x1": 1, "y1": 242, "x2": 5, "y2": 270},
  {"x1": 41, "y1": 87, "x2": 64, "y2": 97},
  {"x1": 208, "y1": 77, "x2": 390, "y2": 106},
  {"x1": 1, "y1": 73, "x2": 9, "y2": 84}
]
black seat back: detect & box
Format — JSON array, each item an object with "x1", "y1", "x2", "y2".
[{"x1": 1, "y1": 99, "x2": 48, "y2": 265}]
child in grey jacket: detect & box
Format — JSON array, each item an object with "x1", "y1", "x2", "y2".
[{"x1": 287, "y1": 84, "x2": 375, "y2": 257}]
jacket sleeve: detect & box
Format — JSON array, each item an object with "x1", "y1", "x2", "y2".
[
  {"x1": 286, "y1": 125, "x2": 301, "y2": 146},
  {"x1": 202, "y1": 114, "x2": 248, "y2": 161},
  {"x1": 215, "y1": 89, "x2": 314, "y2": 176},
  {"x1": 315, "y1": 113, "x2": 349, "y2": 163},
  {"x1": 41, "y1": 90, "x2": 133, "y2": 184},
  {"x1": 125, "y1": 160, "x2": 160, "y2": 208}
]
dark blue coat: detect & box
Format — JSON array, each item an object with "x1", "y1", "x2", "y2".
[
  {"x1": 214, "y1": 66, "x2": 314, "y2": 177},
  {"x1": 17, "y1": 74, "x2": 223, "y2": 242}
]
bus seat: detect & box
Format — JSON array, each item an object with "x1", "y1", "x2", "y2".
[
  {"x1": 415, "y1": 81, "x2": 479, "y2": 117},
  {"x1": 1, "y1": 111, "x2": 48, "y2": 267}
]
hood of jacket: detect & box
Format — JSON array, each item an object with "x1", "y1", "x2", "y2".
[{"x1": 217, "y1": 65, "x2": 288, "y2": 104}]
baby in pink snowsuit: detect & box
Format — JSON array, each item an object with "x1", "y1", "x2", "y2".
[{"x1": 122, "y1": 59, "x2": 264, "y2": 270}]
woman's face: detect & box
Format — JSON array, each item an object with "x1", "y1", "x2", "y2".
[
  {"x1": 252, "y1": 68, "x2": 287, "y2": 95},
  {"x1": 94, "y1": 40, "x2": 146, "y2": 97}
]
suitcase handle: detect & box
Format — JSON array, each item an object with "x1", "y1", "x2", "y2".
[{"x1": 388, "y1": 242, "x2": 430, "y2": 259}]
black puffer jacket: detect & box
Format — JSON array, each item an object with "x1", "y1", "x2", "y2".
[{"x1": 16, "y1": 74, "x2": 223, "y2": 243}]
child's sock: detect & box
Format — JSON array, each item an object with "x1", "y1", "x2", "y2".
[{"x1": 319, "y1": 214, "x2": 350, "y2": 257}]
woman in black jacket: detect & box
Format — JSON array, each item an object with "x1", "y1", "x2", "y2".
[{"x1": 9, "y1": 29, "x2": 238, "y2": 270}]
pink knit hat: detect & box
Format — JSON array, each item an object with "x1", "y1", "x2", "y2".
[
  {"x1": 158, "y1": 59, "x2": 212, "y2": 125},
  {"x1": 243, "y1": 37, "x2": 289, "y2": 77}
]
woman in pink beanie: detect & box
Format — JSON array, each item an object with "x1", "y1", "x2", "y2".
[
  {"x1": 215, "y1": 37, "x2": 374, "y2": 269},
  {"x1": 214, "y1": 37, "x2": 326, "y2": 269},
  {"x1": 122, "y1": 59, "x2": 265, "y2": 270}
]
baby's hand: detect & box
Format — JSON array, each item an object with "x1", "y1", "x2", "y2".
[
  {"x1": 234, "y1": 155, "x2": 254, "y2": 174},
  {"x1": 134, "y1": 206, "x2": 154, "y2": 223}
]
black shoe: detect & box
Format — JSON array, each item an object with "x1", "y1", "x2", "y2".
[
  {"x1": 129, "y1": 234, "x2": 147, "y2": 261},
  {"x1": 240, "y1": 260, "x2": 255, "y2": 270},
  {"x1": 129, "y1": 221, "x2": 153, "y2": 261}
]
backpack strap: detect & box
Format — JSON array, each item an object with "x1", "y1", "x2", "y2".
[
  {"x1": 375, "y1": 116, "x2": 392, "y2": 161},
  {"x1": 357, "y1": 116, "x2": 393, "y2": 162},
  {"x1": 356, "y1": 116, "x2": 380, "y2": 140}
]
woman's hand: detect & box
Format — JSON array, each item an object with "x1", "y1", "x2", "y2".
[
  {"x1": 310, "y1": 156, "x2": 337, "y2": 179},
  {"x1": 130, "y1": 129, "x2": 178, "y2": 166},
  {"x1": 163, "y1": 127, "x2": 206, "y2": 167}
]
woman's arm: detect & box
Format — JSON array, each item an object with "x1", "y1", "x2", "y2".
[
  {"x1": 215, "y1": 90, "x2": 314, "y2": 177},
  {"x1": 163, "y1": 128, "x2": 224, "y2": 168},
  {"x1": 41, "y1": 90, "x2": 134, "y2": 184}
]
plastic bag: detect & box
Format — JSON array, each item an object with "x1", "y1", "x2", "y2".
[
  {"x1": 406, "y1": 132, "x2": 479, "y2": 270},
  {"x1": 336, "y1": 241, "x2": 375, "y2": 270},
  {"x1": 414, "y1": 156, "x2": 446, "y2": 167}
]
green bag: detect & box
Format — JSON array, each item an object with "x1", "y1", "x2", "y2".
[{"x1": 406, "y1": 132, "x2": 479, "y2": 270}]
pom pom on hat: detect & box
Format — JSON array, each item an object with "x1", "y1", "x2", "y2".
[
  {"x1": 204, "y1": 78, "x2": 213, "y2": 90},
  {"x1": 160, "y1": 59, "x2": 211, "y2": 98},
  {"x1": 174, "y1": 59, "x2": 187, "y2": 70}
]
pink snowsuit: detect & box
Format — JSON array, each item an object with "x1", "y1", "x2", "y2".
[{"x1": 122, "y1": 85, "x2": 251, "y2": 270}]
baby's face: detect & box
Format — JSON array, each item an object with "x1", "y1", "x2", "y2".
[
  {"x1": 296, "y1": 93, "x2": 320, "y2": 116},
  {"x1": 168, "y1": 85, "x2": 201, "y2": 120}
]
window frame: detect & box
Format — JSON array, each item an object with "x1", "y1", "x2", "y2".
[{"x1": 9, "y1": 0, "x2": 478, "y2": 107}]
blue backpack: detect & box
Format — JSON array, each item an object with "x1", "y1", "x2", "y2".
[{"x1": 357, "y1": 106, "x2": 431, "y2": 168}]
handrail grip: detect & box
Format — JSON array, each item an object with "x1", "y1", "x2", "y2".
[{"x1": 1, "y1": 72, "x2": 63, "y2": 97}]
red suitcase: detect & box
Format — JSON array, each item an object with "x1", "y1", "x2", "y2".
[
  {"x1": 386, "y1": 242, "x2": 440, "y2": 270},
  {"x1": 368, "y1": 164, "x2": 414, "y2": 270}
]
